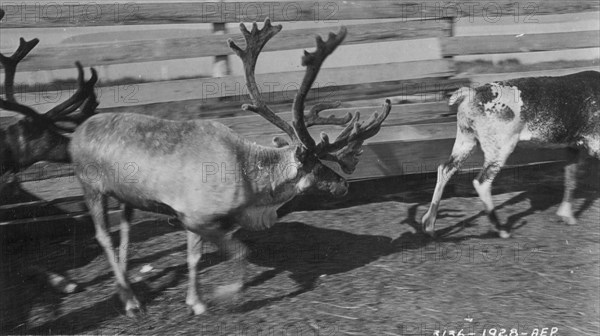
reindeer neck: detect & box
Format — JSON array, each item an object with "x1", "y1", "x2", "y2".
[{"x1": 241, "y1": 140, "x2": 300, "y2": 204}]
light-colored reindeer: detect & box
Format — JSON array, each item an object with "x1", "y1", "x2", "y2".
[
  {"x1": 422, "y1": 71, "x2": 600, "y2": 238},
  {"x1": 0, "y1": 34, "x2": 98, "y2": 293},
  {"x1": 69, "y1": 19, "x2": 391, "y2": 316}
]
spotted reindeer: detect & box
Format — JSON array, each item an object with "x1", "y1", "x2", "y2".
[
  {"x1": 422, "y1": 70, "x2": 600, "y2": 238},
  {"x1": 69, "y1": 19, "x2": 391, "y2": 316}
]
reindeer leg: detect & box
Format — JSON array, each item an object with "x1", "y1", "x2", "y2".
[
  {"x1": 118, "y1": 204, "x2": 133, "y2": 272},
  {"x1": 196, "y1": 219, "x2": 247, "y2": 300},
  {"x1": 557, "y1": 147, "x2": 581, "y2": 225},
  {"x1": 84, "y1": 190, "x2": 141, "y2": 316},
  {"x1": 186, "y1": 217, "x2": 247, "y2": 306},
  {"x1": 473, "y1": 137, "x2": 519, "y2": 238},
  {"x1": 185, "y1": 230, "x2": 207, "y2": 315},
  {"x1": 422, "y1": 128, "x2": 476, "y2": 236},
  {"x1": 212, "y1": 229, "x2": 247, "y2": 299}
]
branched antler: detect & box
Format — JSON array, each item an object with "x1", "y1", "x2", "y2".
[
  {"x1": 227, "y1": 19, "x2": 297, "y2": 140},
  {"x1": 292, "y1": 27, "x2": 348, "y2": 149},
  {"x1": 0, "y1": 34, "x2": 98, "y2": 133},
  {"x1": 46, "y1": 62, "x2": 98, "y2": 119},
  {"x1": 228, "y1": 19, "x2": 391, "y2": 173},
  {"x1": 317, "y1": 99, "x2": 392, "y2": 174},
  {"x1": 0, "y1": 38, "x2": 39, "y2": 103},
  {"x1": 304, "y1": 101, "x2": 353, "y2": 127},
  {"x1": 228, "y1": 19, "x2": 354, "y2": 145}
]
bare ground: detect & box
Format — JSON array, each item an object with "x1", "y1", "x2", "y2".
[{"x1": 1, "y1": 160, "x2": 599, "y2": 335}]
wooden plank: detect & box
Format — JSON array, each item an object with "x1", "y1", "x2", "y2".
[
  {"x1": 1, "y1": 1, "x2": 598, "y2": 28},
  {"x1": 20, "y1": 59, "x2": 456, "y2": 111},
  {"x1": 229, "y1": 121, "x2": 458, "y2": 148},
  {"x1": 13, "y1": 20, "x2": 450, "y2": 72},
  {"x1": 219, "y1": 102, "x2": 452, "y2": 137},
  {"x1": 463, "y1": 66, "x2": 600, "y2": 85},
  {"x1": 96, "y1": 77, "x2": 467, "y2": 120},
  {"x1": 442, "y1": 30, "x2": 600, "y2": 56}
]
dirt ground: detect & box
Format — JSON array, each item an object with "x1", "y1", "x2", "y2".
[{"x1": 0, "y1": 160, "x2": 598, "y2": 335}]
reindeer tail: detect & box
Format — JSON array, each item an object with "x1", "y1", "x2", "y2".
[{"x1": 447, "y1": 87, "x2": 474, "y2": 115}]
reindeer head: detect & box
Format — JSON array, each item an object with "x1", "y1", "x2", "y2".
[
  {"x1": 228, "y1": 19, "x2": 391, "y2": 197},
  {"x1": 0, "y1": 31, "x2": 98, "y2": 168}
]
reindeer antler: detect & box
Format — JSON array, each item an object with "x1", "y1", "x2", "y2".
[
  {"x1": 317, "y1": 99, "x2": 392, "y2": 174},
  {"x1": 227, "y1": 19, "x2": 297, "y2": 140},
  {"x1": 304, "y1": 101, "x2": 352, "y2": 127},
  {"x1": 228, "y1": 19, "x2": 391, "y2": 172},
  {"x1": 0, "y1": 37, "x2": 67, "y2": 131},
  {"x1": 0, "y1": 35, "x2": 98, "y2": 132},
  {"x1": 292, "y1": 27, "x2": 349, "y2": 149},
  {"x1": 46, "y1": 62, "x2": 98, "y2": 119}
]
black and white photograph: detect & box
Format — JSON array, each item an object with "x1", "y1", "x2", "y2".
[{"x1": 0, "y1": 1, "x2": 598, "y2": 335}]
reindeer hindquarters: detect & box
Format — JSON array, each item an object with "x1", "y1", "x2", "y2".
[
  {"x1": 422, "y1": 127, "x2": 477, "y2": 236},
  {"x1": 581, "y1": 133, "x2": 600, "y2": 159},
  {"x1": 472, "y1": 133, "x2": 520, "y2": 238},
  {"x1": 82, "y1": 188, "x2": 142, "y2": 316}
]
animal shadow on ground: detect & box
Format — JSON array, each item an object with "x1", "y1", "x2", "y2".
[
  {"x1": 1, "y1": 184, "x2": 84, "y2": 333},
  {"x1": 0, "y1": 200, "x2": 200, "y2": 334},
  {"x1": 235, "y1": 221, "x2": 428, "y2": 312},
  {"x1": 236, "y1": 160, "x2": 599, "y2": 311}
]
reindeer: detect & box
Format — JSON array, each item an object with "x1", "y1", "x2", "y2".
[
  {"x1": 421, "y1": 70, "x2": 600, "y2": 238},
  {"x1": 1, "y1": 32, "x2": 99, "y2": 293},
  {"x1": 69, "y1": 19, "x2": 391, "y2": 316}
]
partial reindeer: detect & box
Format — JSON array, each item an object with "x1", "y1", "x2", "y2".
[
  {"x1": 70, "y1": 19, "x2": 391, "y2": 316},
  {"x1": 0, "y1": 19, "x2": 99, "y2": 292},
  {"x1": 422, "y1": 71, "x2": 600, "y2": 238}
]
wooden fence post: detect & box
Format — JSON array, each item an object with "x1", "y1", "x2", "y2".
[
  {"x1": 212, "y1": 22, "x2": 230, "y2": 78},
  {"x1": 443, "y1": 16, "x2": 461, "y2": 100}
]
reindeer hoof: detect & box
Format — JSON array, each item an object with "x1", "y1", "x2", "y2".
[
  {"x1": 556, "y1": 202, "x2": 576, "y2": 225},
  {"x1": 420, "y1": 216, "x2": 435, "y2": 236},
  {"x1": 187, "y1": 303, "x2": 207, "y2": 316},
  {"x1": 423, "y1": 228, "x2": 436, "y2": 238},
  {"x1": 125, "y1": 298, "x2": 143, "y2": 318},
  {"x1": 126, "y1": 306, "x2": 143, "y2": 318},
  {"x1": 559, "y1": 216, "x2": 577, "y2": 225},
  {"x1": 498, "y1": 230, "x2": 511, "y2": 239}
]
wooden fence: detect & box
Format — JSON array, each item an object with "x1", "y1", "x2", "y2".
[{"x1": 1, "y1": 0, "x2": 599, "y2": 229}]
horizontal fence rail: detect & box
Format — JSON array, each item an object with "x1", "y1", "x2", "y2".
[
  {"x1": 442, "y1": 30, "x2": 600, "y2": 56},
  {"x1": 1, "y1": 1, "x2": 599, "y2": 27},
  {"x1": 14, "y1": 59, "x2": 456, "y2": 111},
  {"x1": 5, "y1": 20, "x2": 452, "y2": 72}
]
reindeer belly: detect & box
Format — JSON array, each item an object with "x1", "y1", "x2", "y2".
[{"x1": 519, "y1": 121, "x2": 581, "y2": 145}]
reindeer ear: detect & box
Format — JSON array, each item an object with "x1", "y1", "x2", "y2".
[
  {"x1": 272, "y1": 136, "x2": 290, "y2": 148},
  {"x1": 294, "y1": 145, "x2": 309, "y2": 162}
]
